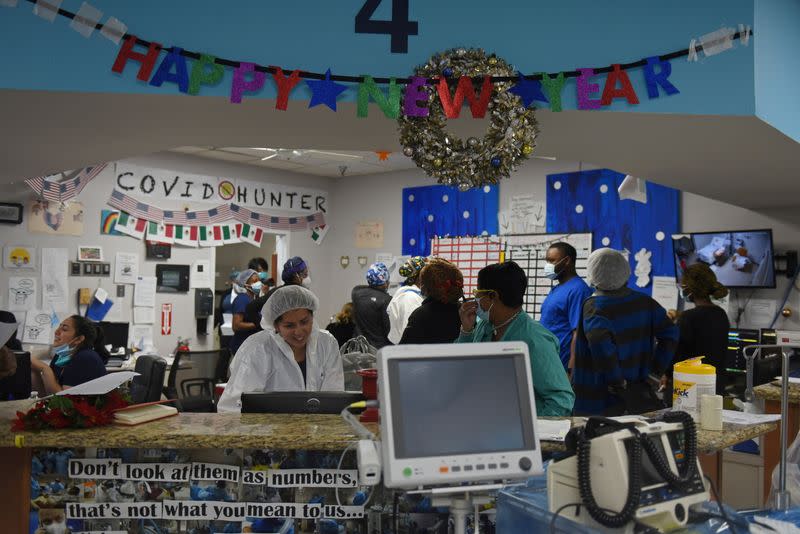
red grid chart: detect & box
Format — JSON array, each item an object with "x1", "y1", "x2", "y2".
[{"x1": 430, "y1": 236, "x2": 504, "y2": 296}]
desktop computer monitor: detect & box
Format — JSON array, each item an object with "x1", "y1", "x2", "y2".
[
  {"x1": 725, "y1": 328, "x2": 761, "y2": 372},
  {"x1": 378, "y1": 341, "x2": 542, "y2": 489},
  {"x1": 241, "y1": 391, "x2": 364, "y2": 414},
  {"x1": 95, "y1": 321, "x2": 130, "y2": 352},
  {"x1": 0, "y1": 352, "x2": 31, "y2": 400}
]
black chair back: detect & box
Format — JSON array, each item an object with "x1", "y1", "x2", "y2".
[
  {"x1": 164, "y1": 349, "x2": 231, "y2": 412},
  {"x1": 130, "y1": 355, "x2": 167, "y2": 404}
]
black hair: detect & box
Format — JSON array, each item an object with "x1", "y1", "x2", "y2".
[
  {"x1": 477, "y1": 262, "x2": 527, "y2": 307},
  {"x1": 248, "y1": 257, "x2": 269, "y2": 272},
  {"x1": 68, "y1": 315, "x2": 110, "y2": 364},
  {"x1": 548, "y1": 242, "x2": 577, "y2": 264}
]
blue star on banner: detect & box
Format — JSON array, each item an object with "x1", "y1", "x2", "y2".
[
  {"x1": 306, "y1": 69, "x2": 348, "y2": 111},
  {"x1": 509, "y1": 72, "x2": 548, "y2": 108}
]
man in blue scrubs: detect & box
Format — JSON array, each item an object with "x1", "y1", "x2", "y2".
[{"x1": 539, "y1": 242, "x2": 594, "y2": 372}]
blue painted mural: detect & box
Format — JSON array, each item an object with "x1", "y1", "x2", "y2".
[
  {"x1": 402, "y1": 184, "x2": 498, "y2": 256},
  {"x1": 546, "y1": 168, "x2": 680, "y2": 293}
]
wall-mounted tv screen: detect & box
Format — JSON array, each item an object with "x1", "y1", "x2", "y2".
[{"x1": 672, "y1": 229, "x2": 776, "y2": 288}]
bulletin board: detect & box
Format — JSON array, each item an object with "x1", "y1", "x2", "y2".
[
  {"x1": 430, "y1": 236, "x2": 503, "y2": 296},
  {"x1": 504, "y1": 232, "x2": 593, "y2": 320}
]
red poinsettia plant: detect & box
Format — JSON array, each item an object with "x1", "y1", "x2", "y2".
[{"x1": 11, "y1": 389, "x2": 131, "y2": 431}]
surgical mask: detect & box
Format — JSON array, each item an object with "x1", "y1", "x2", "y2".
[
  {"x1": 52, "y1": 344, "x2": 73, "y2": 367},
  {"x1": 44, "y1": 521, "x2": 67, "y2": 534},
  {"x1": 249, "y1": 281, "x2": 263, "y2": 294},
  {"x1": 258, "y1": 272, "x2": 268, "y2": 282},
  {"x1": 476, "y1": 300, "x2": 493, "y2": 324},
  {"x1": 301, "y1": 276, "x2": 312, "y2": 289},
  {"x1": 543, "y1": 257, "x2": 566, "y2": 281}
]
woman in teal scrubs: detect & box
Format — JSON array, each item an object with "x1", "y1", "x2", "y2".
[{"x1": 457, "y1": 261, "x2": 575, "y2": 416}]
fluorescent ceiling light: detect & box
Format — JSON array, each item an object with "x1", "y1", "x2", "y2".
[
  {"x1": 260, "y1": 153, "x2": 278, "y2": 161},
  {"x1": 306, "y1": 150, "x2": 363, "y2": 159}
]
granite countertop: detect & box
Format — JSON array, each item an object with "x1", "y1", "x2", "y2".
[
  {"x1": 753, "y1": 381, "x2": 800, "y2": 403},
  {"x1": 0, "y1": 401, "x2": 776, "y2": 453}
]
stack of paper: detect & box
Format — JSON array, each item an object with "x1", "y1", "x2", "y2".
[{"x1": 537, "y1": 419, "x2": 572, "y2": 442}]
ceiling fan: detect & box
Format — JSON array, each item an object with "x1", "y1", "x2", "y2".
[{"x1": 250, "y1": 148, "x2": 363, "y2": 161}]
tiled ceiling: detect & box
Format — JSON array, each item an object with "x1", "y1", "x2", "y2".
[{"x1": 169, "y1": 146, "x2": 418, "y2": 177}]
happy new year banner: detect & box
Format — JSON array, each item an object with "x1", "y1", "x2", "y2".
[{"x1": 115, "y1": 163, "x2": 328, "y2": 214}]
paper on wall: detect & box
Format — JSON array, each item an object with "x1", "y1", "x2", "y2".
[
  {"x1": 133, "y1": 306, "x2": 155, "y2": 324},
  {"x1": 22, "y1": 309, "x2": 53, "y2": 345},
  {"x1": 41, "y1": 248, "x2": 69, "y2": 312},
  {"x1": 94, "y1": 287, "x2": 109, "y2": 304},
  {"x1": 651, "y1": 276, "x2": 679, "y2": 311},
  {"x1": 134, "y1": 276, "x2": 157, "y2": 308},
  {"x1": 355, "y1": 221, "x2": 384, "y2": 248},
  {"x1": 375, "y1": 252, "x2": 393, "y2": 264},
  {"x1": 129, "y1": 325, "x2": 154, "y2": 350},
  {"x1": 190, "y1": 260, "x2": 211, "y2": 289},
  {"x1": 114, "y1": 252, "x2": 139, "y2": 284},
  {"x1": 8, "y1": 276, "x2": 38, "y2": 311},
  {"x1": 748, "y1": 299, "x2": 777, "y2": 327}
]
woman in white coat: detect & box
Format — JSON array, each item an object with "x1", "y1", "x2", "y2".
[{"x1": 217, "y1": 285, "x2": 344, "y2": 413}]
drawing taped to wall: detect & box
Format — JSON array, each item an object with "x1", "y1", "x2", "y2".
[
  {"x1": 3, "y1": 245, "x2": 37, "y2": 271},
  {"x1": 8, "y1": 276, "x2": 38, "y2": 311},
  {"x1": 22, "y1": 309, "x2": 53, "y2": 344},
  {"x1": 100, "y1": 209, "x2": 123, "y2": 235},
  {"x1": 28, "y1": 200, "x2": 85, "y2": 236},
  {"x1": 78, "y1": 246, "x2": 104, "y2": 262}
]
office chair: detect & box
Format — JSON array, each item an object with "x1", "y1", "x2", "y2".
[
  {"x1": 130, "y1": 355, "x2": 167, "y2": 404},
  {"x1": 164, "y1": 349, "x2": 231, "y2": 412}
]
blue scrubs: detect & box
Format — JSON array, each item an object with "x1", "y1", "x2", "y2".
[
  {"x1": 229, "y1": 293, "x2": 254, "y2": 355},
  {"x1": 540, "y1": 276, "x2": 594, "y2": 369}
]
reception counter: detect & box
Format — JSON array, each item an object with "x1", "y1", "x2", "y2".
[
  {"x1": 754, "y1": 381, "x2": 800, "y2": 503},
  {"x1": 0, "y1": 399, "x2": 778, "y2": 533}
]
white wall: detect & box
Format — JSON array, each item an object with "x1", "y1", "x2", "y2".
[
  {"x1": 0, "y1": 153, "x2": 334, "y2": 356},
  {"x1": 322, "y1": 160, "x2": 800, "y2": 332}
]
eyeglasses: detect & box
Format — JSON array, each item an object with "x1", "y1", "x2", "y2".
[{"x1": 471, "y1": 289, "x2": 495, "y2": 298}]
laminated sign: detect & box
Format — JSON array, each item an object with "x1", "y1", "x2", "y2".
[{"x1": 161, "y1": 303, "x2": 173, "y2": 335}]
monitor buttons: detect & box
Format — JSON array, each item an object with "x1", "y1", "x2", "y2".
[
  {"x1": 500, "y1": 462, "x2": 510, "y2": 469},
  {"x1": 476, "y1": 464, "x2": 485, "y2": 470},
  {"x1": 403, "y1": 467, "x2": 412, "y2": 478},
  {"x1": 464, "y1": 465, "x2": 473, "y2": 471},
  {"x1": 451, "y1": 466, "x2": 461, "y2": 472},
  {"x1": 519, "y1": 457, "x2": 532, "y2": 471},
  {"x1": 439, "y1": 466, "x2": 449, "y2": 473},
  {"x1": 488, "y1": 463, "x2": 498, "y2": 469}
]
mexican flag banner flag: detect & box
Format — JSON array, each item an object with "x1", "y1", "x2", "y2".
[
  {"x1": 114, "y1": 211, "x2": 147, "y2": 239},
  {"x1": 310, "y1": 224, "x2": 329, "y2": 245},
  {"x1": 211, "y1": 223, "x2": 239, "y2": 244},
  {"x1": 146, "y1": 221, "x2": 175, "y2": 244},
  {"x1": 199, "y1": 225, "x2": 223, "y2": 247},
  {"x1": 237, "y1": 223, "x2": 264, "y2": 247},
  {"x1": 173, "y1": 225, "x2": 199, "y2": 247}
]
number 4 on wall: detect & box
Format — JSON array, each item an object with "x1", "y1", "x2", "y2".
[{"x1": 355, "y1": 0, "x2": 418, "y2": 54}]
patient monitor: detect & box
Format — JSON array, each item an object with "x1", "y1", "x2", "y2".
[{"x1": 377, "y1": 341, "x2": 542, "y2": 489}]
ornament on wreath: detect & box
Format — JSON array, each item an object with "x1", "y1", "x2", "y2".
[{"x1": 398, "y1": 48, "x2": 539, "y2": 190}]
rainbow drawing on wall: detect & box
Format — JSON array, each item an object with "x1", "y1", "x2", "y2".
[{"x1": 100, "y1": 210, "x2": 123, "y2": 236}]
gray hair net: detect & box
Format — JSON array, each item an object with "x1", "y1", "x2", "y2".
[
  {"x1": 586, "y1": 248, "x2": 631, "y2": 290},
  {"x1": 261, "y1": 285, "x2": 319, "y2": 329},
  {"x1": 236, "y1": 269, "x2": 257, "y2": 287}
]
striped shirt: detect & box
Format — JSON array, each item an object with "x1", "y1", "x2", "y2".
[{"x1": 573, "y1": 288, "x2": 678, "y2": 415}]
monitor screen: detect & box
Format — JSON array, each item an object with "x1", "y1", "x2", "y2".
[
  {"x1": 387, "y1": 354, "x2": 535, "y2": 459},
  {"x1": 726, "y1": 328, "x2": 760, "y2": 371},
  {"x1": 672, "y1": 229, "x2": 775, "y2": 288},
  {"x1": 96, "y1": 321, "x2": 130, "y2": 351},
  {"x1": 161, "y1": 270, "x2": 181, "y2": 287}
]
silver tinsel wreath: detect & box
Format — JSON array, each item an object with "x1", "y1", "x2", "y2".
[{"x1": 398, "y1": 48, "x2": 538, "y2": 191}]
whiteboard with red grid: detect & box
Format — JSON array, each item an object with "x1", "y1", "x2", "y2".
[
  {"x1": 504, "y1": 233, "x2": 593, "y2": 319},
  {"x1": 430, "y1": 236, "x2": 503, "y2": 296}
]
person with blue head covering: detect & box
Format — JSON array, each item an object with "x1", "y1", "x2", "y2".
[
  {"x1": 246, "y1": 256, "x2": 311, "y2": 329},
  {"x1": 351, "y1": 262, "x2": 393, "y2": 349},
  {"x1": 229, "y1": 269, "x2": 262, "y2": 355}
]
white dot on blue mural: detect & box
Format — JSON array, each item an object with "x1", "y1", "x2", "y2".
[
  {"x1": 481, "y1": 230, "x2": 489, "y2": 236},
  {"x1": 463, "y1": 211, "x2": 470, "y2": 219},
  {"x1": 408, "y1": 194, "x2": 415, "y2": 202},
  {"x1": 427, "y1": 214, "x2": 434, "y2": 222},
  {"x1": 442, "y1": 194, "x2": 449, "y2": 203},
  {"x1": 409, "y1": 238, "x2": 416, "y2": 246},
  {"x1": 656, "y1": 231, "x2": 665, "y2": 241},
  {"x1": 553, "y1": 181, "x2": 562, "y2": 190},
  {"x1": 483, "y1": 185, "x2": 491, "y2": 193},
  {"x1": 600, "y1": 184, "x2": 609, "y2": 194},
  {"x1": 575, "y1": 204, "x2": 584, "y2": 214},
  {"x1": 602, "y1": 237, "x2": 610, "y2": 246}
]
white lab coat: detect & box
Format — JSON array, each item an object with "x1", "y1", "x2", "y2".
[
  {"x1": 387, "y1": 286, "x2": 424, "y2": 344},
  {"x1": 217, "y1": 328, "x2": 344, "y2": 413}
]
